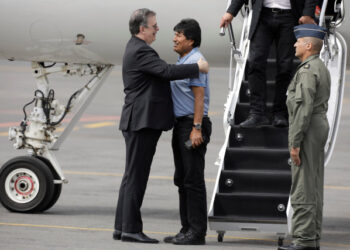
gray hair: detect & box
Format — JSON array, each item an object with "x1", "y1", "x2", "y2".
[
  {"x1": 303, "y1": 37, "x2": 324, "y2": 53},
  {"x1": 129, "y1": 8, "x2": 156, "y2": 35}
]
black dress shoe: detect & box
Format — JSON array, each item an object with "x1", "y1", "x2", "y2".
[
  {"x1": 121, "y1": 232, "x2": 159, "y2": 243},
  {"x1": 164, "y1": 232, "x2": 186, "y2": 243},
  {"x1": 112, "y1": 230, "x2": 121, "y2": 240},
  {"x1": 278, "y1": 244, "x2": 316, "y2": 250},
  {"x1": 240, "y1": 114, "x2": 269, "y2": 128},
  {"x1": 172, "y1": 230, "x2": 205, "y2": 245},
  {"x1": 272, "y1": 114, "x2": 288, "y2": 127}
]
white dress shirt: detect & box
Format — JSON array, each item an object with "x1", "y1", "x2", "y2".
[{"x1": 263, "y1": 0, "x2": 291, "y2": 9}]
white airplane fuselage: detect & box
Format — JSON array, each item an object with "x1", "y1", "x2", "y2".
[
  {"x1": 0, "y1": 1, "x2": 349, "y2": 67},
  {"x1": 0, "y1": 0, "x2": 234, "y2": 66}
]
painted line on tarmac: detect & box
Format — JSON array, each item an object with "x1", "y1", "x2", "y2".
[
  {"x1": 0, "y1": 111, "x2": 221, "y2": 133},
  {"x1": 83, "y1": 121, "x2": 115, "y2": 128},
  {"x1": 324, "y1": 185, "x2": 350, "y2": 190},
  {"x1": 0, "y1": 115, "x2": 119, "y2": 128},
  {"x1": 0, "y1": 121, "x2": 115, "y2": 136},
  {"x1": 0, "y1": 222, "x2": 349, "y2": 248},
  {"x1": 63, "y1": 170, "x2": 350, "y2": 190},
  {"x1": 0, "y1": 222, "x2": 111, "y2": 232},
  {"x1": 63, "y1": 170, "x2": 173, "y2": 181}
]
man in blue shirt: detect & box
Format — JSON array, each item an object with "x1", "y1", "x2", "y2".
[{"x1": 164, "y1": 18, "x2": 211, "y2": 245}]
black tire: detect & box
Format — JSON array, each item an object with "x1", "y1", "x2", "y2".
[
  {"x1": 0, "y1": 156, "x2": 55, "y2": 213},
  {"x1": 35, "y1": 156, "x2": 62, "y2": 212}
]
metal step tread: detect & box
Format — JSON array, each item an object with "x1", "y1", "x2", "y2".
[
  {"x1": 266, "y1": 58, "x2": 300, "y2": 64},
  {"x1": 226, "y1": 146, "x2": 289, "y2": 153},
  {"x1": 242, "y1": 79, "x2": 275, "y2": 85},
  {"x1": 208, "y1": 215, "x2": 287, "y2": 224},
  {"x1": 216, "y1": 192, "x2": 289, "y2": 198},
  {"x1": 221, "y1": 169, "x2": 290, "y2": 176}
]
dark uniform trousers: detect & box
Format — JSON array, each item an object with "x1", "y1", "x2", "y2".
[
  {"x1": 172, "y1": 116, "x2": 212, "y2": 236},
  {"x1": 114, "y1": 128, "x2": 162, "y2": 233},
  {"x1": 248, "y1": 8, "x2": 296, "y2": 116}
]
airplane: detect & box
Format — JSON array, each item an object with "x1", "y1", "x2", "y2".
[{"x1": 0, "y1": 0, "x2": 348, "y2": 245}]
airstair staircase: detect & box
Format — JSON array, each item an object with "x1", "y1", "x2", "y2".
[{"x1": 208, "y1": 0, "x2": 347, "y2": 245}]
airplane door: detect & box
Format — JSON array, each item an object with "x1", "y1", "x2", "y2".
[{"x1": 318, "y1": 0, "x2": 347, "y2": 166}]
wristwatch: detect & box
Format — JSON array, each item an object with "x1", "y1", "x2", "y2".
[{"x1": 193, "y1": 123, "x2": 202, "y2": 130}]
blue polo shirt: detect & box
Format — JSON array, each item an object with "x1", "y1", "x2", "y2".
[{"x1": 170, "y1": 47, "x2": 210, "y2": 118}]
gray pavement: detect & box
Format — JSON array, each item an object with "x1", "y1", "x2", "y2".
[{"x1": 0, "y1": 61, "x2": 349, "y2": 249}]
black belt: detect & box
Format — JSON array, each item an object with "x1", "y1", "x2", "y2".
[
  {"x1": 263, "y1": 7, "x2": 292, "y2": 14},
  {"x1": 175, "y1": 115, "x2": 208, "y2": 121}
]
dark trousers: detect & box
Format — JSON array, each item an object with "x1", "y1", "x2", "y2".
[
  {"x1": 171, "y1": 116, "x2": 212, "y2": 236},
  {"x1": 247, "y1": 8, "x2": 296, "y2": 116},
  {"x1": 114, "y1": 128, "x2": 162, "y2": 233}
]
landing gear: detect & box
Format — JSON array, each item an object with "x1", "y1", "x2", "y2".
[
  {"x1": 35, "y1": 156, "x2": 62, "y2": 211},
  {"x1": 0, "y1": 63, "x2": 113, "y2": 213},
  {"x1": 0, "y1": 156, "x2": 59, "y2": 213}
]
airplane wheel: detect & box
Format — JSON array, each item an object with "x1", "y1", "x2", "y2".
[
  {"x1": 41, "y1": 182, "x2": 62, "y2": 212},
  {"x1": 0, "y1": 156, "x2": 55, "y2": 213},
  {"x1": 34, "y1": 156, "x2": 62, "y2": 211}
]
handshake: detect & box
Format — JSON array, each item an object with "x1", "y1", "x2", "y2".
[{"x1": 197, "y1": 58, "x2": 209, "y2": 73}]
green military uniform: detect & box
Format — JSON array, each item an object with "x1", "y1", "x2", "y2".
[{"x1": 286, "y1": 54, "x2": 330, "y2": 248}]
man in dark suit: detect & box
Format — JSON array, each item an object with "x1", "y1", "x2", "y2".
[
  {"x1": 220, "y1": 0, "x2": 317, "y2": 128},
  {"x1": 113, "y1": 8, "x2": 209, "y2": 244}
]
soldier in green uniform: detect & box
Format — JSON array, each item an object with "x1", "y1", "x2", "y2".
[{"x1": 279, "y1": 24, "x2": 330, "y2": 250}]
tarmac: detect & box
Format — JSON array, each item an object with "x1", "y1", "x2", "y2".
[{"x1": 0, "y1": 61, "x2": 349, "y2": 250}]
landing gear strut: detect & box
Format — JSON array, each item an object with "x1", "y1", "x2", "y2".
[{"x1": 0, "y1": 62, "x2": 112, "y2": 213}]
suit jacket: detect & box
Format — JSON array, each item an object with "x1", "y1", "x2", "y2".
[
  {"x1": 227, "y1": 0, "x2": 318, "y2": 39},
  {"x1": 119, "y1": 36, "x2": 199, "y2": 131}
]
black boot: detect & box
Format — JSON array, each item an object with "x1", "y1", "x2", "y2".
[
  {"x1": 164, "y1": 228, "x2": 187, "y2": 243},
  {"x1": 172, "y1": 230, "x2": 205, "y2": 245},
  {"x1": 272, "y1": 114, "x2": 288, "y2": 127},
  {"x1": 240, "y1": 114, "x2": 269, "y2": 128}
]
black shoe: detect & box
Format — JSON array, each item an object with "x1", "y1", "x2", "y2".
[
  {"x1": 278, "y1": 244, "x2": 316, "y2": 250},
  {"x1": 113, "y1": 230, "x2": 121, "y2": 240},
  {"x1": 172, "y1": 230, "x2": 205, "y2": 245},
  {"x1": 164, "y1": 231, "x2": 186, "y2": 243},
  {"x1": 272, "y1": 114, "x2": 288, "y2": 127},
  {"x1": 121, "y1": 232, "x2": 159, "y2": 243},
  {"x1": 240, "y1": 114, "x2": 269, "y2": 128}
]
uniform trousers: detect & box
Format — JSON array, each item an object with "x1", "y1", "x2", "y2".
[
  {"x1": 247, "y1": 8, "x2": 296, "y2": 116},
  {"x1": 290, "y1": 115, "x2": 329, "y2": 248},
  {"x1": 172, "y1": 116, "x2": 212, "y2": 236},
  {"x1": 114, "y1": 128, "x2": 162, "y2": 233}
]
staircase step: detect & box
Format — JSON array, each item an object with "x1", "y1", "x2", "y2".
[
  {"x1": 228, "y1": 125, "x2": 288, "y2": 148},
  {"x1": 208, "y1": 215, "x2": 286, "y2": 224},
  {"x1": 233, "y1": 103, "x2": 275, "y2": 125},
  {"x1": 244, "y1": 59, "x2": 300, "y2": 82},
  {"x1": 214, "y1": 192, "x2": 288, "y2": 219},
  {"x1": 219, "y1": 169, "x2": 291, "y2": 193},
  {"x1": 224, "y1": 147, "x2": 290, "y2": 170},
  {"x1": 240, "y1": 80, "x2": 275, "y2": 103}
]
